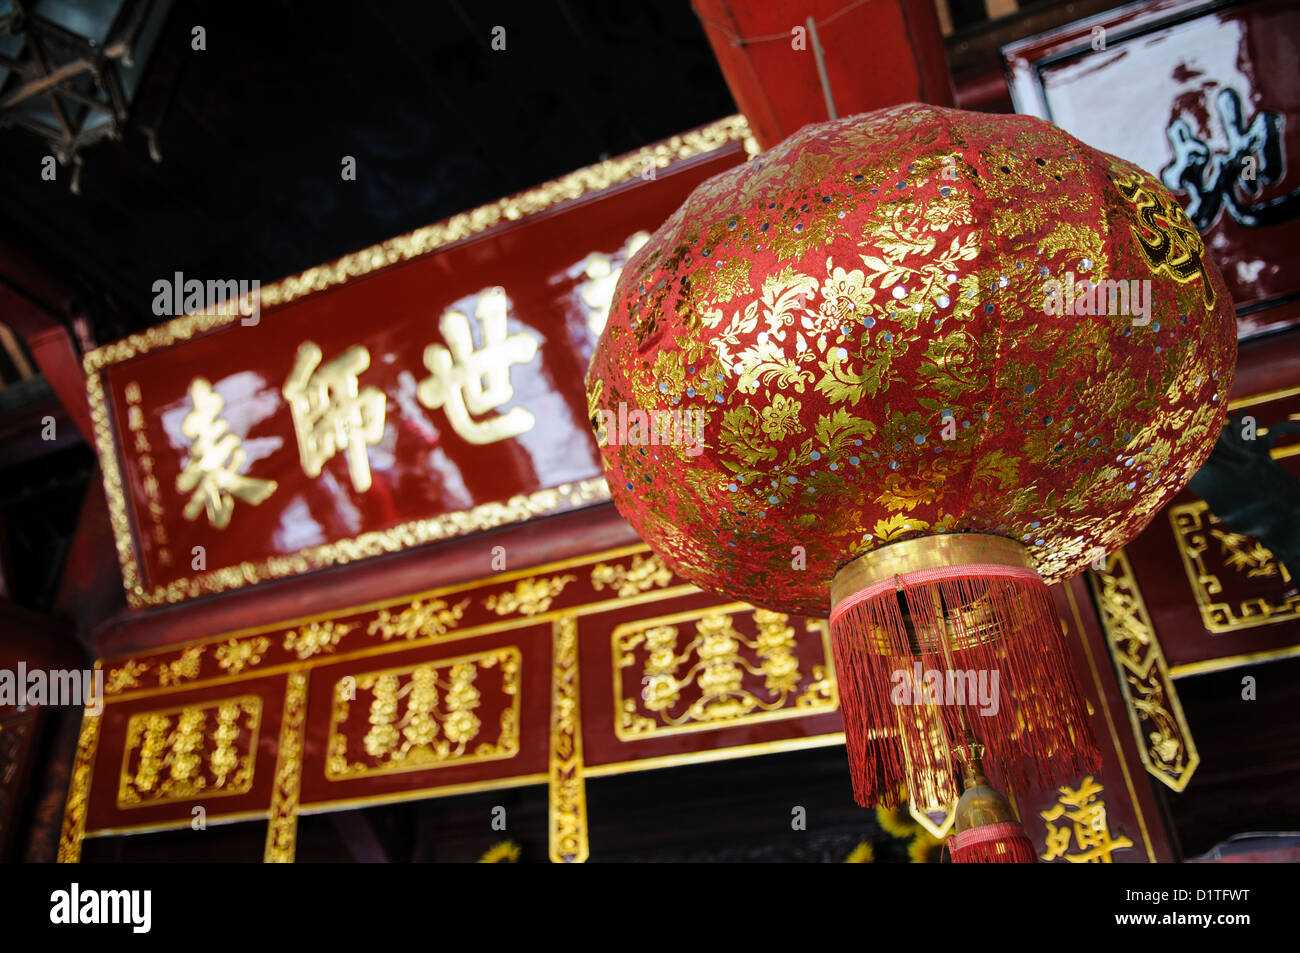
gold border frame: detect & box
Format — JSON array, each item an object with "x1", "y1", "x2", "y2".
[
  {"x1": 1228, "y1": 384, "x2": 1300, "y2": 461},
  {"x1": 73, "y1": 543, "x2": 696, "y2": 843},
  {"x1": 85, "y1": 115, "x2": 755, "y2": 609},
  {"x1": 582, "y1": 732, "x2": 847, "y2": 777},
  {"x1": 264, "y1": 670, "x2": 308, "y2": 862},
  {"x1": 1169, "y1": 645, "x2": 1300, "y2": 678},
  {"x1": 549, "y1": 614, "x2": 588, "y2": 862},
  {"x1": 56, "y1": 710, "x2": 101, "y2": 862},
  {"x1": 1168, "y1": 500, "x2": 1300, "y2": 633}
]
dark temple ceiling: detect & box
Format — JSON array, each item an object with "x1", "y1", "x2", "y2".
[
  {"x1": 0, "y1": 0, "x2": 735, "y2": 610},
  {"x1": 0, "y1": 0, "x2": 738, "y2": 344}
]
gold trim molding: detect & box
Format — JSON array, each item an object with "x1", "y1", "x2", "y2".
[
  {"x1": 549, "y1": 615, "x2": 588, "y2": 863},
  {"x1": 1087, "y1": 551, "x2": 1199, "y2": 792},
  {"x1": 264, "y1": 671, "x2": 309, "y2": 863},
  {"x1": 57, "y1": 710, "x2": 102, "y2": 863},
  {"x1": 97, "y1": 544, "x2": 697, "y2": 705},
  {"x1": 84, "y1": 115, "x2": 753, "y2": 610}
]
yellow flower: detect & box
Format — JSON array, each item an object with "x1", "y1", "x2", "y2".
[
  {"x1": 760, "y1": 395, "x2": 802, "y2": 440},
  {"x1": 844, "y1": 842, "x2": 875, "y2": 863},
  {"x1": 478, "y1": 840, "x2": 521, "y2": 863}
]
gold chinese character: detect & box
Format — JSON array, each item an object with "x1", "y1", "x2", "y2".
[
  {"x1": 176, "y1": 378, "x2": 278, "y2": 529},
  {"x1": 283, "y1": 342, "x2": 387, "y2": 492},
  {"x1": 1040, "y1": 775, "x2": 1135, "y2": 863},
  {"x1": 417, "y1": 287, "x2": 538, "y2": 445},
  {"x1": 579, "y1": 231, "x2": 650, "y2": 337}
]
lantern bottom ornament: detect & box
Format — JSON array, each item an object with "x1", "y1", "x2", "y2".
[
  {"x1": 828, "y1": 534, "x2": 1099, "y2": 814},
  {"x1": 948, "y1": 742, "x2": 1039, "y2": 864}
]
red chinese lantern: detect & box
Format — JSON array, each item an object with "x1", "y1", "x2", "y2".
[{"x1": 586, "y1": 104, "x2": 1235, "y2": 847}]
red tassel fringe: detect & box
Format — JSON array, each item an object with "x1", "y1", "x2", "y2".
[
  {"x1": 949, "y1": 822, "x2": 1039, "y2": 863},
  {"x1": 830, "y1": 569, "x2": 1100, "y2": 807}
]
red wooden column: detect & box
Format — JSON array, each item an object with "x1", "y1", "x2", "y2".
[{"x1": 693, "y1": 0, "x2": 954, "y2": 150}]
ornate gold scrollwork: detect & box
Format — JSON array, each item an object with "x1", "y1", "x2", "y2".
[
  {"x1": 549, "y1": 615, "x2": 588, "y2": 863},
  {"x1": 264, "y1": 671, "x2": 309, "y2": 863},
  {"x1": 1088, "y1": 551, "x2": 1199, "y2": 791},
  {"x1": 1169, "y1": 500, "x2": 1300, "y2": 632}
]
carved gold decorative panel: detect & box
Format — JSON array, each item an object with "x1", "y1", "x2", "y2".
[
  {"x1": 1170, "y1": 500, "x2": 1300, "y2": 632},
  {"x1": 1088, "y1": 551, "x2": 1198, "y2": 792},
  {"x1": 117, "y1": 695, "x2": 262, "y2": 808},
  {"x1": 613, "y1": 605, "x2": 837, "y2": 739},
  {"x1": 326, "y1": 647, "x2": 521, "y2": 780}
]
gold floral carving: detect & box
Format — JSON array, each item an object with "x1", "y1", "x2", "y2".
[
  {"x1": 550, "y1": 615, "x2": 588, "y2": 863},
  {"x1": 86, "y1": 116, "x2": 752, "y2": 610},
  {"x1": 265, "y1": 671, "x2": 309, "y2": 863},
  {"x1": 1169, "y1": 500, "x2": 1300, "y2": 632},
  {"x1": 57, "y1": 710, "x2": 101, "y2": 863},
  {"x1": 89, "y1": 544, "x2": 676, "y2": 705},
  {"x1": 484, "y1": 574, "x2": 576, "y2": 617},
  {"x1": 325, "y1": 648, "x2": 520, "y2": 779},
  {"x1": 368, "y1": 597, "x2": 470, "y2": 641},
  {"x1": 105, "y1": 659, "x2": 147, "y2": 695},
  {"x1": 282, "y1": 620, "x2": 355, "y2": 660},
  {"x1": 117, "y1": 696, "x2": 261, "y2": 807},
  {"x1": 613, "y1": 607, "x2": 837, "y2": 739},
  {"x1": 1088, "y1": 551, "x2": 1199, "y2": 792},
  {"x1": 157, "y1": 646, "x2": 204, "y2": 687},
  {"x1": 590, "y1": 553, "x2": 674, "y2": 597},
  {"x1": 216, "y1": 636, "x2": 271, "y2": 675},
  {"x1": 1040, "y1": 776, "x2": 1135, "y2": 863}
]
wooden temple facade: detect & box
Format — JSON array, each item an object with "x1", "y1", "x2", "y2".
[{"x1": 1, "y1": 0, "x2": 1297, "y2": 863}]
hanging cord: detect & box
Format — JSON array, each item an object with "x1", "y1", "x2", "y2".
[
  {"x1": 695, "y1": 0, "x2": 876, "y2": 47},
  {"x1": 934, "y1": 585, "x2": 976, "y2": 745}
]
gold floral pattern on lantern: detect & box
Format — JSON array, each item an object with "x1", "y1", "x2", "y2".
[{"x1": 587, "y1": 103, "x2": 1236, "y2": 617}]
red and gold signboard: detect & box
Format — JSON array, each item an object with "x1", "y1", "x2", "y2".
[{"x1": 85, "y1": 116, "x2": 755, "y2": 608}]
